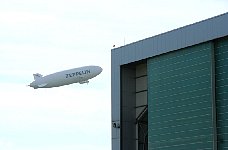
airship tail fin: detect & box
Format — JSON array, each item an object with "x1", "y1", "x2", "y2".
[{"x1": 33, "y1": 73, "x2": 43, "y2": 80}]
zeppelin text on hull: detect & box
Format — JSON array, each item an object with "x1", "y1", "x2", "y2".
[{"x1": 65, "y1": 70, "x2": 91, "y2": 78}]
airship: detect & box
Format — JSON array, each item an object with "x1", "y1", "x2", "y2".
[{"x1": 29, "y1": 65, "x2": 102, "y2": 89}]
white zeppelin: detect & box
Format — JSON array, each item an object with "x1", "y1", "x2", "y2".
[{"x1": 29, "y1": 65, "x2": 102, "y2": 89}]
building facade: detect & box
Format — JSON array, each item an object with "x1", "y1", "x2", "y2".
[{"x1": 111, "y1": 13, "x2": 228, "y2": 150}]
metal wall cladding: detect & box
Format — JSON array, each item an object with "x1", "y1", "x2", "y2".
[
  {"x1": 215, "y1": 37, "x2": 228, "y2": 149},
  {"x1": 111, "y1": 13, "x2": 228, "y2": 67},
  {"x1": 147, "y1": 42, "x2": 214, "y2": 149},
  {"x1": 111, "y1": 13, "x2": 228, "y2": 150}
]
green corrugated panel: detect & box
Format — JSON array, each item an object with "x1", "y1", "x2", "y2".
[
  {"x1": 215, "y1": 36, "x2": 228, "y2": 149},
  {"x1": 148, "y1": 42, "x2": 213, "y2": 150}
]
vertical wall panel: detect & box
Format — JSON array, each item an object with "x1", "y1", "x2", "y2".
[
  {"x1": 148, "y1": 42, "x2": 214, "y2": 150},
  {"x1": 121, "y1": 65, "x2": 136, "y2": 150},
  {"x1": 215, "y1": 36, "x2": 228, "y2": 149}
]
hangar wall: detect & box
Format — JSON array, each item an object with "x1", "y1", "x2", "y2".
[
  {"x1": 215, "y1": 37, "x2": 228, "y2": 149},
  {"x1": 112, "y1": 13, "x2": 228, "y2": 66},
  {"x1": 111, "y1": 13, "x2": 228, "y2": 150},
  {"x1": 147, "y1": 41, "x2": 215, "y2": 149},
  {"x1": 120, "y1": 62, "x2": 148, "y2": 150},
  {"x1": 146, "y1": 36, "x2": 228, "y2": 149},
  {"x1": 120, "y1": 65, "x2": 136, "y2": 150}
]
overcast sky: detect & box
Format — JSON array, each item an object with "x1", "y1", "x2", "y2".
[{"x1": 0, "y1": 0, "x2": 227, "y2": 150}]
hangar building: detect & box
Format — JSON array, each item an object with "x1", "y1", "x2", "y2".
[{"x1": 111, "y1": 12, "x2": 228, "y2": 150}]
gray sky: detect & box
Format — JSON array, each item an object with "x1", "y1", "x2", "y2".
[{"x1": 0, "y1": 0, "x2": 227, "y2": 150}]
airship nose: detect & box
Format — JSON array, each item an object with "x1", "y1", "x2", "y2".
[
  {"x1": 98, "y1": 66, "x2": 103, "y2": 73},
  {"x1": 93, "y1": 66, "x2": 103, "y2": 75}
]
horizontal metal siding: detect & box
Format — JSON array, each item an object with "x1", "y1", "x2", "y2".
[
  {"x1": 148, "y1": 42, "x2": 213, "y2": 150},
  {"x1": 215, "y1": 36, "x2": 228, "y2": 149}
]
